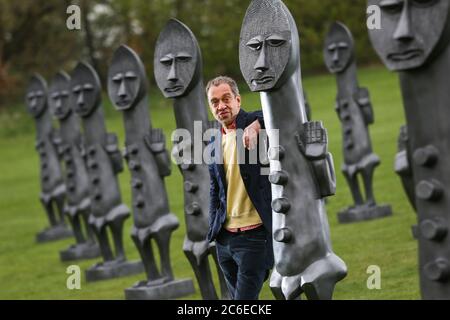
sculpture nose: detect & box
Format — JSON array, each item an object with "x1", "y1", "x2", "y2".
[
  {"x1": 118, "y1": 80, "x2": 128, "y2": 99},
  {"x1": 167, "y1": 62, "x2": 178, "y2": 82},
  {"x1": 254, "y1": 46, "x2": 268, "y2": 73},
  {"x1": 393, "y1": 2, "x2": 413, "y2": 41},
  {"x1": 332, "y1": 49, "x2": 340, "y2": 65},
  {"x1": 30, "y1": 97, "x2": 37, "y2": 109},
  {"x1": 55, "y1": 98, "x2": 62, "y2": 111},
  {"x1": 77, "y1": 91, "x2": 84, "y2": 106}
]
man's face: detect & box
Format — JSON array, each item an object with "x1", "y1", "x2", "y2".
[
  {"x1": 324, "y1": 22, "x2": 354, "y2": 73},
  {"x1": 239, "y1": 0, "x2": 292, "y2": 92},
  {"x1": 368, "y1": 0, "x2": 450, "y2": 71},
  {"x1": 154, "y1": 19, "x2": 198, "y2": 98},
  {"x1": 26, "y1": 76, "x2": 47, "y2": 118},
  {"x1": 49, "y1": 73, "x2": 71, "y2": 120},
  {"x1": 108, "y1": 45, "x2": 143, "y2": 110},
  {"x1": 208, "y1": 83, "x2": 241, "y2": 126},
  {"x1": 71, "y1": 63, "x2": 101, "y2": 118}
]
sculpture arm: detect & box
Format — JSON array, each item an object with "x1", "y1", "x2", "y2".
[
  {"x1": 355, "y1": 87, "x2": 374, "y2": 125},
  {"x1": 144, "y1": 128, "x2": 171, "y2": 177},
  {"x1": 296, "y1": 121, "x2": 336, "y2": 197},
  {"x1": 104, "y1": 133, "x2": 124, "y2": 174}
]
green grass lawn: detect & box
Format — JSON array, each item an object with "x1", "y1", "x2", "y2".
[{"x1": 0, "y1": 65, "x2": 419, "y2": 300}]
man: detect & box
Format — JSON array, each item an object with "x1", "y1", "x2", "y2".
[{"x1": 206, "y1": 76, "x2": 273, "y2": 300}]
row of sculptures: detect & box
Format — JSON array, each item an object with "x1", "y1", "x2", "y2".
[{"x1": 24, "y1": 0, "x2": 450, "y2": 300}]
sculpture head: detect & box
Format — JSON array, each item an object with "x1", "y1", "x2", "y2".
[
  {"x1": 368, "y1": 0, "x2": 450, "y2": 71},
  {"x1": 107, "y1": 45, "x2": 147, "y2": 111},
  {"x1": 323, "y1": 22, "x2": 354, "y2": 74},
  {"x1": 25, "y1": 74, "x2": 48, "y2": 118},
  {"x1": 48, "y1": 71, "x2": 72, "y2": 120},
  {"x1": 239, "y1": 0, "x2": 300, "y2": 92},
  {"x1": 70, "y1": 62, "x2": 102, "y2": 118},
  {"x1": 154, "y1": 19, "x2": 202, "y2": 98}
]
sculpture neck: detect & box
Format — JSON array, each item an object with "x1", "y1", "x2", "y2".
[
  {"x1": 336, "y1": 62, "x2": 358, "y2": 97},
  {"x1": 122, "y1": 97, "x2": 151, "y2": 144},
  {"x1": 59, "y1": 111, "x2": 80, "y2": 143},
  {"x1": 35, "y1": 109, "x2": 53, "y2": 140},
  {"x1": 399, "y1": 43, "x2": 450, "y2": 143},
  {"x1": 260, "y1": 67, "x2": 308, "y2": 128},
  {"x1": 82, "y1": 107, "x2": 107, "y2": 144},
  {"x1": 173, "y1": 80, "x2": 208, "y2": 134}
]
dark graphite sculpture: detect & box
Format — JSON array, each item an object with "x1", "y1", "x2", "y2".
[
  {"x1": 26, "y1": 74, "x2": 73, "y2": 243},
  {"x1": 368, "y1": 0, "x2": 450, "y2": 299},
  {"x1": 395, "y1": 125, "x2": 417, "y2": 237},
  {"x1": 154, "y1": 19, "x2": 230, "y2": 300},
  {"x1": 108, "y1": 45, "x2": 195, "y2": 300},
  {"x1": 239, "y1": 0, "x2": 347, "y2": 300},
  {"x1": 323, "y1": 22, "x2": 392, "y2": 223},
  {"x1": 70, "y1": 62, "x2": 143, "y2": 281},
  {"x1": 48, "y1": 71, "x2": 100, "y2": 261}
]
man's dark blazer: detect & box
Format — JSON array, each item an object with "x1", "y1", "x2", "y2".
[{"x1": 207, "y1": 108, "x2": 274, "y2": 269}]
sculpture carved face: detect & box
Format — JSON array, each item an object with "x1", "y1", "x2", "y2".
[
  {"x1": 108, "y1": 45, "x2": 146, "y2": 110},
  {"x1": 324, "y1": 22, "x2": 354, "y2": 74},
  {"x1": 70, "y1": 62, "x2": 101, "y2": 118},
  {"x1": 154, "y1": 19, "x2": 200, "y2": 98},
  {"x1": 49, "y1": 72, "x2": 72, "y2": 120},
  {"x1": 26, "y1": 75, "x2": 47, "y2": 118},
  {"x1": 368, "y1": 0, "x2": 450, "y2": 71},
  {"x1": 239, "y1": 0, "x2": 297, "y2": 92}
]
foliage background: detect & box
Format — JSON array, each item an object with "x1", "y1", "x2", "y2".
[{"x1": 0, "y1": 0, "x2": 376, "y2": 107}]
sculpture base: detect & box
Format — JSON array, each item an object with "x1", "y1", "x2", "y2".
[
  {"x1": 35, "y1": 225, "x2": 73, "y2": 243},
  {"x1": 85, "y1": 259, "x2": 144, "y2": 282},
  {"x1": 59, "y1": 242, "x2": 101, "y2": 261},
  {"x1": 124, "y1": 278, "x2": 195, "y2": 300},
  {"x1": 337, "y1": 204, "x2": 392, "y2": 224}
]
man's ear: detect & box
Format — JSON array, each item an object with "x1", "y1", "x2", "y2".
[{"x1": 236, "y1": 95, "x2": 241, "y2": 106}]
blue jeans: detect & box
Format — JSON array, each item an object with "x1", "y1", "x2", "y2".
[{"x1": 215, "y1": 226, "x2": 269, "y2": 300}]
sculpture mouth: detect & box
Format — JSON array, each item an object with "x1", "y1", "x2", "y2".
[
  {"x1": 164, "y1": 85, "x2": 184, "y2": 93},
  {"x1": 115, "y1": 99, "x2": 131, "y2": 107},
  {"x1": 251, "y1": 76, "x2": 275, "y2": 86},
  {"x1": 387, "y1": 49, "x2": 423, "y2": 61}
]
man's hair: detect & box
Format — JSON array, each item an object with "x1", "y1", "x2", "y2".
[{"x1": 205, "y1": 76, "x2": 240, "y2": 97}]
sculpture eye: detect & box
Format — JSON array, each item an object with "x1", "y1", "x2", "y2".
[
  {"x1": 266, "y1": 35, "x2": 287, "y2": 47},
  {"x1": 246, "y1": 38, "x2": 263, "y2": 51},
  {"x1": 72, "y1": 85, "x2": 81, "y2": 94},
  {"x1": 112, "y1": 74, "x2": 123, "y2": 83},
  {"x1": 412, "y1": 0, "x2": 439, "y2": 8},
  {"x1": 125, "y1": 71, "x2": 137, "y2": 80},
  {"x1": 328, "y1": 43, "x2": 337, "y2": 51},
  {"x1": 379, "y1": 0, "x2": 403, "y2": 13},
  {"x1": 160, "y1": 56, "x2": 173, "y2": 66},
  {"x1": 338, "y1": 42, "x2": 349, "y2": 49},
  {"x1": 176, "y1": 53, "x2": 192, "y2": 63},
  {"x1": 83, "y1": 83, "x2": 94, "y2": 91}
]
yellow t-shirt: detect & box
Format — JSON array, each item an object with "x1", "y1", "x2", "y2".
[{"x1": 222, "y1": 130, "x2": 262, "y2": 229}]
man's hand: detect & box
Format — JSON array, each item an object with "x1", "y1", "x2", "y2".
[{"x1": 243, "y1": 120, "x2": 260, "y2": 150}]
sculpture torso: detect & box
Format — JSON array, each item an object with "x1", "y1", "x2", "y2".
[
  {"x1": 35, "y1": 111, "x2": 64, "y2": 198},
  {"x1": 57, "y1": 112, "x2": 90, "y2": 210},
  {"x1": 172, "y1": 81, "x2": 210, "y2": 241},
  {"x1": 335, "y1": 63, "x2": 372, "y2": 165},
  {"x1": 261, "y1": 71, "x2": 330, "y2": 275},
  {"x1": 81, "y1": 109, "x2": 122, "y2": 218},
  {"x1": 122, "y1": 97, "x2": 171, "y2": 228}
]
